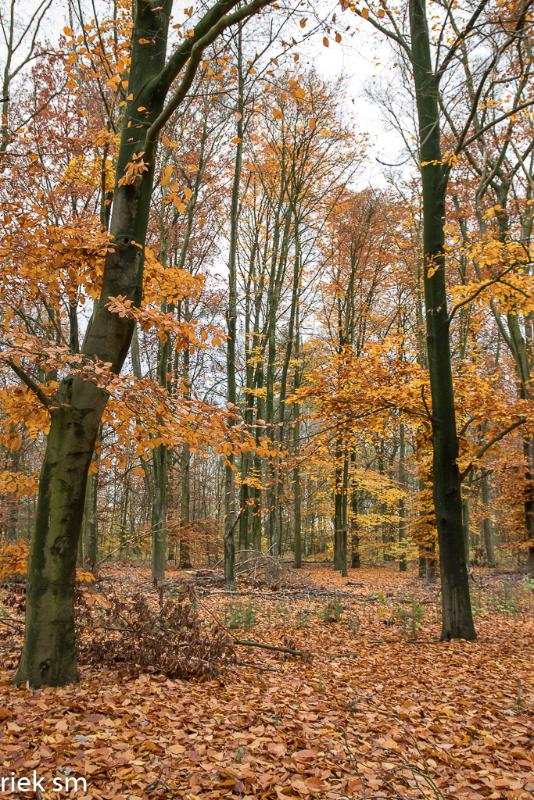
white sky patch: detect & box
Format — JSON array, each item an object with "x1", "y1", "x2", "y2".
[{"x1": 9, "y1": 0, "x2": 408, "y2": 188}]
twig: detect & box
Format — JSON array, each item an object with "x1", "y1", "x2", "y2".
[
  {"x1": 233, "y1": 638, "x2": 305, "y2": 657},
  {"x1": 237, "y1": 661, "x2": 281, "y2": 672},
  {"x1": 0, "y1": 615, "x2": 23, "y2": 630},
  {"x1": 188, "y1": 588, "x2": 305, "y2": 657}
]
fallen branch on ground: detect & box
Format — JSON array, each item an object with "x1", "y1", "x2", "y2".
[{"x1": 234, "y1": 638, "x2": 305, "y2": 657}]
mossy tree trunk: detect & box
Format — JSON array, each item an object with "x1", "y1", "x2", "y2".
[
  {"x1": 16, "y1": 0, "x2": 274, "y2": 687},
  {"x1": 15, "y1": 2, "x2": 173, "y2": 686}
]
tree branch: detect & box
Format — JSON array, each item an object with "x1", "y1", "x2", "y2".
[
  {"x1": 5, "y1": 360, "x2": 52, "y2": 408},
  {"x1": 144, "y1": 0, "x2": 274, "y2": 159},
  {"x1": 436, "y1": 0, "x2": 490, "y2": 78},
  {"x1": 447, "y1": 264, "x2": 517, "y2": 325},
  {"x1": 460, "y1": 417, "x2": 526, "y2": 481}
]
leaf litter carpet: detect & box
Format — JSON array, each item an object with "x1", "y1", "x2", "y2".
[{"x1": 0, "y1": 565, "x2": 533, "y2": 799}]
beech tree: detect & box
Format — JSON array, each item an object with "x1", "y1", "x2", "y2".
[
  {"x1": 348, "y1": 0, "x2": 533, "y2": 640},
  {"x1": 1, "y1": 0, "x2": 531, "y2": 690},
  {"x1": 12, "y1": 0, "x2": 277, "y2": 688}
]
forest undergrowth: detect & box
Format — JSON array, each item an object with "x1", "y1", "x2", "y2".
[{"x1": 1, "y1": 565, "x2": 532, "y2": 800}]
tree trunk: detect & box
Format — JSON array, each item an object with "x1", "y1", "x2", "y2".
[
  {"x1": 151, "y1": 442, "x2": 168, "y2": 582},
  {"x1": 293, "y1": 432, "x2": 302, "y2": 568},
  {"x1": 333, "y1": 447, "x2": 343, "y2": 571},
  {"x1": 15, "y1": 386, "x2": 106, "y2": 686},
  {"x1": 462, "y1": 497, "x2": 470, "y2": 569},
  {"x1": 83, "y1": 464, "x2": 98, "y2": 567},
  {"x1": 252, "y1": 362, "x2": 264, "y2": 552},
  {"x1": 418, "y1": 555, "x2": 426, "y2": 578},
  {"x1": 333, "y1": 443, "x2": 348, "y2": 575},
  {"x1": 179, "y1": 441, "x2": 192, "y2": 568},
  {"x1": 398, "y1": 424, "x2": 407, "y2": 572},
  {"x1": 293, "y1": 310, "x2": 302, "y2": 568},
  {"x1": 152, "y1": 303, "x2": 173, "y2": 579},
  {"x1": 505, "y1": 313, "x2": 534, "y2": 563},
  {"x1": 350, "y1": 457, "x2": 361, "y2": 569},
  {"x1": 341, "y1": 453, "x2": 348, "y2": 576},
  {"x1": 179, "y1": 332, "x2": 192, "y2": 569},
  {"x1": 481, "y1": 471, "x2": 496, "y2": 567},
  {"x1": 223, "y1": 25, "x2": 244, "y2": 589},
  {"x1": 410, "y1": 0, "x2": 475, "y2": 640},
  {"x1": 15, "y1": 1, "x2": 174, "y2": 686},
  {"x1": 426, "y1": 550, "x2": 437, "y2": 582},
  {"x1": 523, "y1": 436, "x2": 534, "y2": 573}
]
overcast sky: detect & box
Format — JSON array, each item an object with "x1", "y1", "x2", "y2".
[{"x1": 9, "y1": 0, "x2": 407, "y2": 185}]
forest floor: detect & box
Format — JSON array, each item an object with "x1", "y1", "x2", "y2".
[{"x1": 0, "y1": 563, "x2": 533, "y2": 800}]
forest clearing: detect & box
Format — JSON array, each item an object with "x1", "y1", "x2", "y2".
[{"x1": 0, "y1": 0, "x2": 533, "y2": 797}]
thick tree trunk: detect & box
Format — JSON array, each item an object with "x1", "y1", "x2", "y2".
[
  {"x1": 15, "y1": 384, "x2": 106, "y2": 686},
  {"x1": 410, "y1": 0, "x2": 475, "y2": 640},
  {"x1": 15, "y1": 1, "x2": 173, "y2": 686}
]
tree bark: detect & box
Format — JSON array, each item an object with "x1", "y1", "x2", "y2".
[
  {"x1": 16, "y1": 0, "x2": 275, "y2": 685},
  {"x1": 398, "y1": 423, "x2": 407, "y2": 572},
  {"x1": 292, "y1": 276, "x2": 302, "y2": 568},
  {"x1": 151, "y1": 441, "x2": 168, "y2": 581},
  {"x1": 350, "y1": 455, "x2": 361, "y2": 569},
  {"x1": 15, "y1": 1, "x2": 175, "y2": 685},
  {"x1": 223, "y1": 25, "x2": 244, "y2": 590},
  {"x1": 410, "y1": 0, "x2": 475, "y2": 640},
  {"x1": 15, "y1": 383, "x2": 107, "y2": 686},
  {"x1": 83, "y1": 462, "x2": 99, "y2": 567},
  {"x1": 179, "y1": 313, "x2": 192, "y2": 569},
  {"x1": 462, "y1": 497, "x2": 470, "y2": 569},
  {"x1": 481, "y1": 471, "x2": 496, "y2": 567}
]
